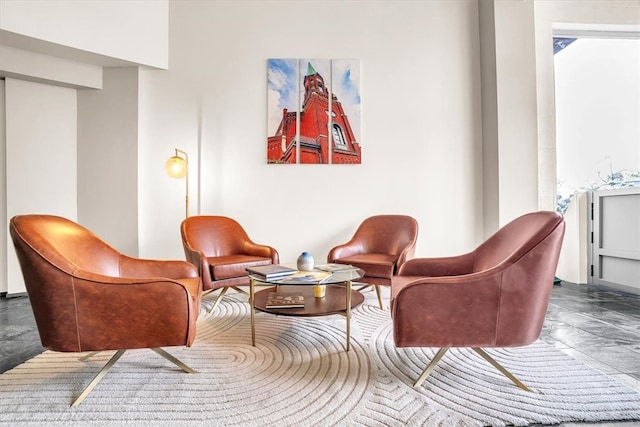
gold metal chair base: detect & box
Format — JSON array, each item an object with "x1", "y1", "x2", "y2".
[
  {"x1": 207, "y1": 287, "x2": 229, "y2": 313},
  {"x1": 354, "y1": 283, "x2": 384, "y2": 309},
  {"x1": 71, "y1": 347, "x2": 196, "y2": 407},
  {"x1": 206, "y1": 286, "x2": 253, "y2": 314},
  {"x1": 413, "y1": 347, "x2": 530, "y2": 392}
]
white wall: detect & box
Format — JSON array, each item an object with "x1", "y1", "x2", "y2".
[
  {"x1": 4, "y1": 78, "x2": 77, "y2": 294},
  {"x1": 138, "y1": 0, "x2": 486, "y2": 263}
]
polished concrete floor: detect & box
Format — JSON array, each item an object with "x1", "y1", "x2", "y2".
[{"x1": 1, "y1": 281, "x2": 639, "y2": 425}]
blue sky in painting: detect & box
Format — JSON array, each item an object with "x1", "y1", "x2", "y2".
[
  {"x1": 340, "y1": 68, "x2": 361, "y2": 104},
  {"x1": 267, "y1": 58, "x2": 362, "y2": 144},
  {"x1": 332, "y1": 59, "x2": 361, "y2": 144},
  {"x1": 268, "y1": 58, "x2": 297, "y2": 112}
]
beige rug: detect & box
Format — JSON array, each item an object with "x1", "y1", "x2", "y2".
[{"x1": 1, "y1": 290, "x2": 639, "y2": 426}]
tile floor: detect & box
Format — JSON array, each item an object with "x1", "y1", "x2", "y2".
[{"x1": 1, "y1": 281, "x2": 639, "y2": 426}]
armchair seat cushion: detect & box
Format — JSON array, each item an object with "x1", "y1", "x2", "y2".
[
  {"x1": 208, "y1": 255, "x2": 272, "y2": 280},
  {"x1": 334, "y1": 253, "x2": 396, "y2": 279}
]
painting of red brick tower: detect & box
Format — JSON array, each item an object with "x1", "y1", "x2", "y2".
[{"x1": 267, "y1": 59, "x2": 361, "y2": 164}]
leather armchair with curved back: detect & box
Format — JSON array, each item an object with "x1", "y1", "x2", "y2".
[
  {"x1": 181, "y1": 215, "x2": 279, "y2": 312},
  {"x1": 391, "y1": 211, "x2": 565, "y2": 390},
  {"x1": 9, "y1": 214, "x2": 202, "y2": 406},
  {"x1": 327, "y1": 215, "x2": 418, "y2": 309}
]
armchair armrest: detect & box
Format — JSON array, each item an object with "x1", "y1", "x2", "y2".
[
  {"x1": 242, "y1": 240, "x2": 280, "y2": 263},
  {"x1": 181, "y1": 244, "x2": 213, "y2": 290},
  {"x1": 397, "y1": 252, "x2": 475, "y2": 277},
  {"x1": 391, "y1": 272, "x2": 502, "y2": 348},
  {"x1": 52, "y1": 272, "x2": 200, "y2": 351},
  {"x1": 327, "y1": 239, "x2": 364, "y2": 262},
  {"x1": 395, "y1": 243, "x2": 416, "y2": 272}
]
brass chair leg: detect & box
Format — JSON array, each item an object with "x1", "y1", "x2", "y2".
[
  {"x1": 354, "y1": 283, "x2": 384, "y2": 309},
  {"x1": 413, "y1": 347, "x2": 531, "y2": 391},
  {"x1": 208, "y1": 287, "x2": 229, "y2": 313},
  {"x1": 207, "y1": 286, "x2": 254, "y2": 313},
  {"x1": 374, "y1": 285, "x2": 384, "y2": 310},
  {"x1": 414, "y1": 347, "x2": 449, "y2": 387},
  {"x1": 472, "y1": 348, "x2": 530, "y2": 391},
  {"x1": 355, "y1": 283, "x2": 371, "y2": 292},
  {"x1": 151, "y1": 347, "x2": 197, "y2": 374},
  {"x1": 71, "y1": 349, "x2": 126, "y2": 407},
  {"x1": 231, "y1": 286, "x2": 249, "y2": 296}
]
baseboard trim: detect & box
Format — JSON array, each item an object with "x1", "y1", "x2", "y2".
[{"x1": 1, "y1": 291, "x2": 28, "y2": 299}]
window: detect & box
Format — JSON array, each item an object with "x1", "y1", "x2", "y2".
[{"x1": 332, "y1": 124, "x2": 347, "y2": 148}]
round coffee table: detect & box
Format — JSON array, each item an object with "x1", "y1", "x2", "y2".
[{"x1": 248, "y1": 267, "x2": 364, "y2": 351}]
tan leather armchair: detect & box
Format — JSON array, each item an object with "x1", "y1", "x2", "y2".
[
  {"x1": 9, "y1": 214, "x2": 202, "y2": 406},
  {"x1": 327, "y1": 215, "x2": 418, "y2": 309},
  {"x1": 181, "y1": 215, "x2": 279, "y2": 311},
  {"x1": 391, "y1": 211, "x2": 565, "y2": 390}
]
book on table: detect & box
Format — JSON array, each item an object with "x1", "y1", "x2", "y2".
[
  {"x1": 277, "y1": 270, "x2": 333, "y2": 284},
  {"x1": 314, "y1": 263, "x2": 358, "y2": 272},
  {"x1": 266, "y1": 292, "x2": 305, "y2": 309},
  {"x1": 246, "y1": 264, "x2": 297, "y2": 280}
]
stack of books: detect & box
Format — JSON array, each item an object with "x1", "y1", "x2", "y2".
[
  {"x1": 246, "y1": 264, "x2": 297, "y2": 280},
  {"x1": 266, "y1": 292, "x2": 305, "y2": 309},
  {"x1": 314, "y1": 263, "x2": 358, "y2": 272}
]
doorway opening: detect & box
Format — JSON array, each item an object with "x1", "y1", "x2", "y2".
[{"x1": 553, "y1": 31, "x2": 640, "y2": 292}]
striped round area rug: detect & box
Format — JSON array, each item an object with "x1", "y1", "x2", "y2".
[{"x1": 1, "y1": 290, "x2": 639, "y2": 426}]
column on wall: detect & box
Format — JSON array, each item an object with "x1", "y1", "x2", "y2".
[
  {"x1": 77, "y1": 67, "x2": 140, "y2": 257},
  {"x1": 3, "y1": 78, "x2": 78, "y2": 295},
  {"x1": 478, "y1": 0, "x2": 540, "y2": 237}
]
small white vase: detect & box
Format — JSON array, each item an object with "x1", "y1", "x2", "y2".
[{"x1": 297, "y1": 252, "x2": 314, "y2": 271}]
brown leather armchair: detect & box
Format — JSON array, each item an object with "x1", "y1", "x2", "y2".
[
  {"x1": 181, "y1": 215, "x2": 279, "y2": 312},
  {"x1": 391, "y1": 211, "x2": 565, "y2": 390},
  {"x1": 327, "y1": 215, "x2": 418, "y2": 309},
  {"x1": 9, "y1": 214, "x2": 202, "y2": 406}
]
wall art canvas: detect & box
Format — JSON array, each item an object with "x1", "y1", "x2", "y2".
[{"x1": 267, "y1": 58, "x2": 361, "y2": 164}]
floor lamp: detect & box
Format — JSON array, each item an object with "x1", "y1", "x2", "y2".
[{"x1": 165, "y1": 149, "x2": 189, "y2": 217}]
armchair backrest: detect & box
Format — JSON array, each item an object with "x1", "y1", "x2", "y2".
[
  {"x1": 181, "y1": 216, "x2": 251, "y2": 257},
  {"x1": 473, "y1": 211, "x2": 564, "y2": 273},
  {"x1": 10, "y1": 214, "x2": 122, "y2": 277},
  {"x1": 353, "y1": 215, "x2": 418, "y2": 263},
  {"x1": 476, "y1": 211, "x2": 565, "y2": 345}
]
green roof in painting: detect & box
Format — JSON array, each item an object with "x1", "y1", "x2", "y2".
[{"x1": 306, "y1": 62, "x2": 317, "y2": 76}]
